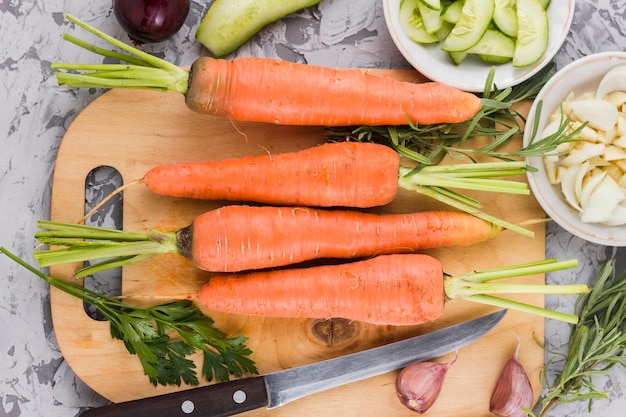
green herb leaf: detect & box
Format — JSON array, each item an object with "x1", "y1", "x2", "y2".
[
  {"x1": 0, "y1": 246, "x2": 258, "y2": 387},
  {"x1": 327, "y1": 63, "x2": 580, "y2": 167},
  {"x1": 535, "y1": 260, "x2": 626, "y2": 417}
]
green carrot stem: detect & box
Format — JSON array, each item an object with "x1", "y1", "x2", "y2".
[
  {"x1": 454, "y1": 259, "x2": 579, "y2": 283},
  {"x1": 414, "y1": 186, "x2": 535, "y2": 237},
  {"x1": 61, "y1": 33, "x2": 152, "y2": 67},
  {"x1": 402, "y1": 175, "x2": 529, "y2": 195},
  {"x1": 463, "y1": 294, "x2": 581, "y2": 324},
  {"x1": 446, "y1": 282, "x2": 590, "y2": 297},
  {"x1": 417, "y1": 161, "x2": 528, "y2": 173},
  {"x1": 34, "y1": 240, "x2": 173, "y2": 268},
  {"x1": 33, "y1": 220, "x2": 178, "y2": 277},
  {"x1": 422, "y1": 169, "x2": 528, "y2": 179},
  {"x1": 73, "y1": 255, "x2": 154, "y2": 278},
  {"x1": 37, "y1": 219, "x2": 147, "y2": 237},
  {"x1": 54, "y1": 73, "x2": 174, "y2": 90},
  {"x1": 443, "y1": 258, "x2": 586, "y2": 324},
  {"x1": 65, "y1": 14, "x2": 178, "y2": 72},
  {"x1": 398, "y1": 162, "x2": 530, "y2": 200},
  {"x1": 53, "y1": 14, "x2": 189, "y2": 94},
  {"x1": 35, "y1": 229, "x2": 148, "y2": 241},
  {"x1": 426, "y1": 186, "x2": 482, "y2": 207}
]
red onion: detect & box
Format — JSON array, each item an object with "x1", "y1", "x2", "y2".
[{"x1": 113, "y1": 0, "x2": 190, "y2": 44}]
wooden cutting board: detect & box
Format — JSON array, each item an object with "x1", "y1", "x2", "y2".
[{"x1": 49, "y1": 69, "x2": 547, "y2": 416}]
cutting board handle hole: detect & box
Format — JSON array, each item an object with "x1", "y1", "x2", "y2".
[{"x1": 82, "y1": 166, "x2": 124, "y2": 321}]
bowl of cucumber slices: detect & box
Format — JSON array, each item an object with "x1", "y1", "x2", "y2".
[{"x1": 383, "y1": 0, "x2": 575, "y2": 92}]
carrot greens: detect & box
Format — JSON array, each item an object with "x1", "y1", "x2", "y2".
[
  {"x1": 0, "y1": 247, "x2": 257, "y2": 386},
  {"x1": 198, "y1": 255, "x2": 586, "y2": 325},
  {"x1": 54, "y1": 15, "x2": 189, "y2": 93}
]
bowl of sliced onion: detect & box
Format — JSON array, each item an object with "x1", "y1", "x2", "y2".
[{"x1": 524, "y1": 51, "x2": 626, "y2": 246}]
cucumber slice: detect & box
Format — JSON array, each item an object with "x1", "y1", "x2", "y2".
[
  {"x1": 441, "y1": 0, "x2": 464, "y2": 24},
  {"x1": 441, "y1": 0, "x2": 495, "y2": 52},
  {"x1": 435, "y1": 21, "x2": 455, "y2": 41},
  {"x1": 467, "y1": 29, "x2": 515, "y2": 57},
  {"x1": 419, "y1": 0, "x2": 442, "y2": 10},
  {"x1": 492, "y1": 0, "x2": 518, "y2": 37},
  {"x1": 537, "y1": 0, "x2": 550, "y2": 7},
  {"x1": 399, "y1": 0, "x2": 439, "y2": 43},
  {"x1": 418, "y1": 1, "x2": 444, "y2": 33},
  {"x1": 448, "y1": 51, "x2": 468, "y2": 65},
  {"x1": 195, "y1": 0, "x2": 321, "y2": 57},
  {"x1": 477, "y1": 54, "x2": 512, "y2": 64},
  {"x1": 513, "y1": 0, "x2": 549, "y2": 67}
]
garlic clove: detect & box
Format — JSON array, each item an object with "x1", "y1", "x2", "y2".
[
  {"x1": 489, "y1": 344, "x2": 534, "y2": 417},
  {"x1": 396, "y1": 353, "x2": 458, "y2": 414}
]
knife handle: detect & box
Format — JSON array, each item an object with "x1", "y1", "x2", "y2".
[{"x1": 80, "y1": 376, "x2": 269, "y2": 417}]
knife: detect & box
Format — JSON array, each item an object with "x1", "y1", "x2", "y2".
[{"x1": 80, "y1": 309, "x2": 506, "y2": 417}]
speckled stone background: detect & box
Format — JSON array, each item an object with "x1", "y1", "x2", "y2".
[{"x1": 1, "y1": 1, "x2": 625, "y2": 416}]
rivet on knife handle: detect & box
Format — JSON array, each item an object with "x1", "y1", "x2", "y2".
[{"x1": 79, "y1": 376, "x2": 269, "y2": 417}]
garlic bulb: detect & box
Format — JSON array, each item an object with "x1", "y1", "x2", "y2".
[
  {"x1": 395, "y1": 352, "x2": 458, "y2": 414},
  {"x1": 489, "y1": 341, "x2": 534, "y2": 417}
]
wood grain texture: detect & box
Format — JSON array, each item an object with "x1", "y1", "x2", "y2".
[{"x1": 49, "y1": 69, "x2": 547, "y2": 416}]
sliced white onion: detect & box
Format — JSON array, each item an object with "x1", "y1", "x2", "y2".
[
  {"x1": 604, "y1": 91, "x2": 626, "y2": 108},
  {"x1": 578, "y1": 170, "x2": 606, "y2": 209},
  {"x1": 596, "y1": 65, "x2": 626, "y2": 99},
  {"x1": 602, "y1": 201, "x2": 626, "y2": 226},
  {"x1": 604, "y1": 145, "x2": 626, "y2": 161},
  {"x1": 560, "y1": 164, "x2": 584, "y2": 211},
  {"x1": 570, "y1": 99, "x2": 618, "y2": 131},
  {"x1": 559, "y1": 143, "x2": 606, "y2": 167},
  {"x1": 580, "y1": 175, "x2": 625, "y2": 223}
]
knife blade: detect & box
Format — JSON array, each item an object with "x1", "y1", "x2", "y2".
[{"x1": 80, "y1": 309, "x2": 506, "y2": 417}]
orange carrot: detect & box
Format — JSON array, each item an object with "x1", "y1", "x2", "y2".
[
  {"x1": 184, "y1": 206, "x2": 499, "y2": 272},
  {"x1": 184, "y1": 57, "x2": 481, "y2": 126},
  {"x1": 198, "y1": 254, "x2": 445, "y2": 326},
  {"x1": 52, "y1": 15, "x2": 482, "y2": 127},
  {"x1": 143, "y1": 142, "x2": 400, "y2": 207},
  {"x1": 34, "y1": 206, "x2": 501, "y2": 275},
  {"x1": 197, "y1": 254, "x2": 586, "y2": 326}
]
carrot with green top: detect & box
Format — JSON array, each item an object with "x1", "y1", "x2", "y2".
[
  {"x1": 35, "y1": 206, "x2": 502, "y2": 275},
  {"x1": 84, "y1": 142, "x2": 535, "y2": 236},
  {"x1": 51, "y1": 14, "x2": 481, "y2": 126},
  {"x1": 197, "y1": 254, "x2": 588, "y2": 325}
]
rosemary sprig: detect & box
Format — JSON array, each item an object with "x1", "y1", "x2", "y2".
[
  {"x1": 0, "y1": 246, "x2": 258, "y2": 386},
  {"x1": 533, "y1": 260, "x2": 626, "y2": 417},
  {"x1": 327, "y1": 64, "x2": 581, "y2": 166}
]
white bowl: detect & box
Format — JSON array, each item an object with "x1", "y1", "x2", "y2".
[
  {"x1": 523, "y1": 52, "x2": 626, "y2": 246},
  {"x1": 382, "y1": 0, "x2": 575, "y2": 92}
]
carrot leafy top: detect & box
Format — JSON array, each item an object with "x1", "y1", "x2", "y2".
[{"x1": 52, "y1": 14, "x2": 189, "y2": 94}]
